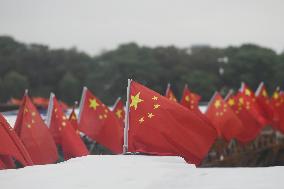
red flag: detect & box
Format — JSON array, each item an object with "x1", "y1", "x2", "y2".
[
  {"x1": 255, "y1": 82, "x2": 279, "y2": 128},
  {"x1": 14, "y1": 94, "x2": 58, "y2": 165},
  {"x1": 165, "y1": 83, "x2": 178, "y2": 102},
  {"x1": 0, "y1": 113, "x2": 33, "y2": 167},
  {"x1": 240, "y1": 83, "x2": 269, "y2": 127},
  {"x1": 226, "y1": 93, "x2": 263, "y2": 143},
  {"x1": 48, "y1": 94, "x2": 89, "y2": 160},
  {"x1": 78, "y1": 88, "x2": 123, "y2": 154},
  {"x1": 205, "y1": 92, "x2": 244, "y2": 141},
  {"x1": 112, "y1": 97, "x2": 125, "y2": 126},
  {"x1": 68, "y1": 107, "x2": 80, "y2": 135},
  {"x1": 32, "y1": 97, "x2": 49, "y2": 108},
  {"x1": 271, "y1": 88, "x2": 284, "y2": 133},
  {"x1": 127, "y1": 81, "x2": 217, "y2": 165},
  {"x1": 180, "y1": 84, "x2": 201, "y2": 112}
]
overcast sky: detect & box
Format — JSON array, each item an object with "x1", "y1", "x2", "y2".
[{"x1": 0, "y1": 0, "x2": 283, "y2": 55}]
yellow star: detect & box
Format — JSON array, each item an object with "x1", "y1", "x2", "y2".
[
  {"x1": 62, "y1": 122, "x2": 66, "y2": 127},
  {"x1": 99, "y1": 115, "x2": 103, "y2": 120},
  {"x1": 262, "y1": 90, "x2": 268, "y2": 97},
  {"x1": 214, "y1": 100, "x2": 221, "y2": 108},
  {"x1": 239, "y1": 97, "x2": 244, "y2": 105},
  {"x1": 31, "y1": 119, "x2": 35, "y2": 124},
  {"x1": 148, "y1": 113, "x2": 154, "y2": 118},
  {"x1": 185, "y1": 95, "x2": 190, "y2": 102},
  {"x1": 103, "y1": 114, "x2": 107, "y2": 118},
  {"x1": 71, "y1": 115, "x2": 76, "y2": 120},
  {"x1": 27, "y1": 124, "x2": 31, "y2": 128},
  {"x1": 153, "y1": 104, "x2": 160, "y2": 109},
  {"x1": 152, "y1": 96, "x2": 158, "y2": 100},
  {"x1": 31, "y1": 111, "x2": 36, "y2": 116},
  {"x1": 130, "y1": 92, "x2": 143, "y2": 110},
  {"x1": 24, "y1": 108, "x2": 28, "y2": 113},
  {"x1": 116, "y1": 109, "x2": 123, "y2": 118},
  {"x1": 89, "y1": 98, "x2": 100, "y2": 110},
  {"x1": 273, "y1": 92, "x2": 279, "y2": 99},
  {"x1": 62, "y1": 116, "x2": 67, "y2": 120},
  {"x1": 139, "y1": 117, "x2": 144, "y2": 124},
  {"x1": 245, "y1": 89, "x2": 251, "y2": 96}
]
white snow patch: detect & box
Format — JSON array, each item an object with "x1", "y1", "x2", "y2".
[{"x1": 0, "y1": 155, "x2": 282, "y2": 189}]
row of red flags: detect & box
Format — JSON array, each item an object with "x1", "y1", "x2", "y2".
[{"x1": 1, "y1": 81, "x2": 284, "y2": 169}]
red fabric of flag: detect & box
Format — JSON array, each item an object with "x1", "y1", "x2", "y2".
[
  {"x1": 112, "y1": 97, "x2": 125, "y2": 127},
  {"x1": 128, "y1": 81, "x2": 217, "y2": 165},
  {"x1": 180, "y1": 84, "x2": 201, "y2": 113},
  {"x1": 14, "y1": 94, "x2": 58, "y2": 165},
  {"x1": 205, "y1": 92, "x2": 244, "y2": 141},
  {"x1": 78, "y1": 88, "x2": 123, "y2": 154}
]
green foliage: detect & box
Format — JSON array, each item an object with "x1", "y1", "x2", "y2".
[{"x1": 0, "y1": 36, "x2": 283, "y2": 104}]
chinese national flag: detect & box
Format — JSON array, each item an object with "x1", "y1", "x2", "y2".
[
  {"x1": 165, "y1": 84, "x2": 178, "y2": 102},
  {"x1": 128, "y1": 81, "x2": 217, "y2": 165},
  {"x1": 240, "y1": 83, "x2": 269, "y2": 127},
  {"x1": 255, "y1": 82, "x2": 279, "y2": 128},
  {"x1": 227, "y1": 93, "x2": 263, "y2": 143},
  {"x1": 112, "y1": 97, "x2": 125, "y2": 127},
  {"x1": 48, "y1": 95, "x2": 89, "y2": 160},
  {"x1": 180, "y1": 84, "x2": 201, "y2": 113},
  {"x1": 271, "y1": 89, "x2": 284, "y2": 133},
  {"x1": 14, "y1": 94, "x2": 58, "y2": 165},
  {"x1": 0, "y1": 113, "x2": 33, "y2": 167},
  {"x1": 69, "y1": 107, "x2": 80, "y2": 135},
  {"x1": 78, "y1": 88, "x2": 123, "y2": 154},
  {"x1": 205, "y1": 92, "x2": 244, "y2": 141}
]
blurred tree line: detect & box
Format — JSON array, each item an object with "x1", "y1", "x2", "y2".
[{"x1": 0, "y1": 36, "x2": 283, "y2": 105}]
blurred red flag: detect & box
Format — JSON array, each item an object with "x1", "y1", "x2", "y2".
[
  {"x1": 226, "y1": 92, "x2": 263, "y2": 144},
  {"x1": 255, "y1": 82, "x2": 279, "y2": 128},
  {"x1": 240, "y1": 83, "x2": 269, "y2": 127},
  {"x1": 14, "y1": 94, "x2": 58, "y2": 165},
  {"x1": 271, "y1": 88, "x2": 284, "y2": 133},
  {"x1": 48, "y1": 94, "x2": 89, "y2": 160},
  {"x1": 205, "y1": 92, "x2": 244, "y2": 141},
  {"x1": 112, "y1": 97, "x2": 125, "y2": 127},
  {"x1": 78, "y1": 88, "x2": 123, "y2": 154},
  {"x1": 0, "y1": 113, "x2": 33, "y2": 167},
  {"x1": 32, "y1": 97, "x2": 49, "y2": 108},
  {"x1": 128, "y1": 81, "x2": 217, "y2": 165},
  {"x1": 180, "y1": 84, "x2": 201, "y2": 113},
  {"x1": 165, "y1": 83, "x2": 178, "y2": 102},
  {"x1": 68, "y1": 107, "x2": 80, "y2": 135}
]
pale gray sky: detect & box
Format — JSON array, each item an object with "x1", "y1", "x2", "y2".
[{"x1": 0, "y1": 0, "x2": 283, "y2": 55}]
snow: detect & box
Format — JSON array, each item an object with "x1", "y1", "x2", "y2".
[{"x1": 0, "y1": 155, "x2": 282, "y2": 189}]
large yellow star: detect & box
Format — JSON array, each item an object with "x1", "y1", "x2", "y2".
[
  {"x1": 185, "y1": 95, "x2": 190, "y2": 102},
  {"x1": 214, "y1": 100, "x2": 221, "y2": 109},
  {"x1": 262, "y1": 90, "x2": 268, "y2": 97},
  {"x1": 245, "y1": 89, "x2": 251, "y2": 96},
  {"x1": 116, "y1": 109, "x2": 123, "y2": 118},
  {"x1": 273, "y1": 92, "x2": 279, "y2": 99},
  {"x1": 89, "y1": 98, "x2": 100, "y2": 110},
  {"x1": 130, "y1": 92, "x2": 143, "y2": 110}
]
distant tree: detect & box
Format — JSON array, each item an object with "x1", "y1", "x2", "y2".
[
  {"x1": 58, "y1": 72, "x2": 81, "y2": 104},
  {"x1": 2, "y1": 71, "x2": 29, "y2": 101}
]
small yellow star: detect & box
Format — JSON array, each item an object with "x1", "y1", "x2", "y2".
[
  {"x1": 103, "y1": 114, "x2": 107, "y2": 118},
  {"x1": 89, "y1": 98, "x2": 100, "y2": 110},
  {"x1": 31, "y1": 111, "x2": 36, "y2": 116},
  {"x1": 152, "y1": 96, "x2": 158, "y2": 100},
  {"x1": 153, "y1": 104, "x2": 160, "y2": 109},
  {"x1": 130, "y1": 92, "x2": 143, "y2": 110},
  {"x1": 239, "y1": 98, "x2": 244, "y2": 105},
  {"x1": 99, "y1": 115, "x2": 103, "y2": 120},
  {"x1": 273, "y1": 92, "x2": 279, "y2": 99},
  {"x1": 139, "y1": 117, "x2": 144, "y2": 124},
  {"x1": 62, "y1": 122, "x2": 66, "y2": 127},
  {"x1": 71, "y1": 115, "x2": 76, "y2": 120},
  {"x1": 31, "y1": 119, "x2": 35, "y2": 124},
  {"x1": 62, "y1": 116, "x2": 67, "y2": 120},
  {"x1": 27, "y1": 124, "x2": 31, "y2": 128},
  {"x1": 148, "y1": 113, "x2": 154, "y2": 118},
  {"x1": 262, "y1": 90, "x2": 268, "y2": 97}
]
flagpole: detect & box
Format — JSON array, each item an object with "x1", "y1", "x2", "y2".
[
  {"x1": 78, "y1": 86, "x2": 87, "y2": 124},
  {"x1": 112, "y1": 97, "x2": 121, "y2": 111},
  {"x1": 46, "y1": 92, "x2": 54, "y2": 127},
  {"x1": 255, "y1": 82, "x2": 264, "y2": 97},
  {"x1": 224, "y1": 89, "x2": 234, "y2": 101},
  {"x1": 123, "y1": 79, "x2": 131, "y2": 154},
  {"x1": 165, "y1": 83, "x2": 171, "y2": 96},
  {"x1": 205, "y1": 91, "x2": 218, "y2": 114}
]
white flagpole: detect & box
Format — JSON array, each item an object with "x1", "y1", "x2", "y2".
[
  {"x1": 205, "y1": 91, "x2": 218, "y2": 114},
  {"x1": 165, "y1": 83, "x2": 171, "y2": 96},
  {"x1": 255, "y1": 82, "x2": 264, "y2": 97},
  {"x1": 224, "y1": 89, "x2": 234, "y2": 101},
  {"x1": 112, "y1": 97, "x2": 121, "y2": 111},
  {"x1": 78, "y1": 86, "x2": 87, "y2": 124},
  {"x1": 123, "y1": 79, "x2": 131, "y2": 154},
  {"x1": 46, "y1": 92, "x2": 55, "y2": 127}
]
